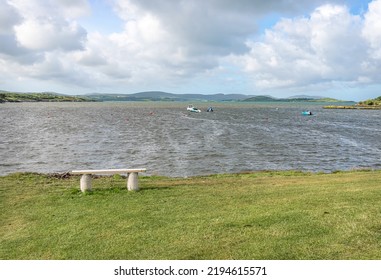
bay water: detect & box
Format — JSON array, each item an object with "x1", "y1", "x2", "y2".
[{"x1": 1, "y1": 102, "x2": 380, "y2": 177}]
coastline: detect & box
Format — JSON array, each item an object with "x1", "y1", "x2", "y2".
[
  {"x1": 1, "y1": 166, "x2": 380, "y2": 176},
  {"x1": 323, "y1": 105, "x2": 381, "y2": 110},
  {"x1": 1, "y1": 166, "x2": 381, "y2": 179}
]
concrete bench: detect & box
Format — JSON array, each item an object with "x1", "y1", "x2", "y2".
[{"x1": 71, "y1": 168, "x2": 146, "y2": 192}]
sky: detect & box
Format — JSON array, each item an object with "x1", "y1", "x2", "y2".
[{"x1": 1, "y1": 0, "x2": 381, "y2": 101}]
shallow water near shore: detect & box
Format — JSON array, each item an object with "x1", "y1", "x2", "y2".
[{"x1": 1, "y1": 102, "x2": 380, "y2": 177}]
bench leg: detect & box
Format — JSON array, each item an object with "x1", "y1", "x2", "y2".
[
  {"x1": 127, "y1": 172, "x2": 139, "y2": 191},
  {"x1": 80, "y1": 174, "x2": 92, "y2": 192}
]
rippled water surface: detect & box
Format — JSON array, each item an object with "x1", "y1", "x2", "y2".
[{"x1": 1, "y1": 102, "x2": 380, "y2": 177}]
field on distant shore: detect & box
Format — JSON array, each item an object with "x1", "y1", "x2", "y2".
[{"x1": 1, "y1": 170, "x2": 381, "y2": 260}]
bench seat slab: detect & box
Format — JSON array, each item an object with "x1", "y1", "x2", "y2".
[{"x1": 72, "y1": 168, "x2": 146, "y2": 175}]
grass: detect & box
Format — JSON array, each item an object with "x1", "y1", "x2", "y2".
[{"x1": 1, "y1": 170, "x2": 381, "y2": 260}]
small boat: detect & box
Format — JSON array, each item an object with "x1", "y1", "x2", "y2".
[
  {"x1": 206, "y1": 107, "x2": 214, "y2": 112},
  {"x1": 187, "y1": 105, "x2": 201, "y2": 113},
  {"x1": 302, "y1": 111, "x2": 313, "y2": 115}
]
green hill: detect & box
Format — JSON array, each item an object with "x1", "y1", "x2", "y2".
[
  {"x1": 0, "y1": 91, "x2": 92, "y2": 102},
  {"x1": 1, "y1": 89, "x2": 354, "y2": 103},
  {"x1": 241, "y1": 96, "x2": 346, "y2": 103},
  {"x1": 84, "y1": 91, "x2": 250, "y2": 102},
  {"x1": 324, "y1": 96, "x2": 381, "y2": 110},
  {"x1": 241, "y1": 95, "x2": 277, "y2": 102},
  {"x1": 358, "y1": 96, "x2": 381, "y2": 106}
]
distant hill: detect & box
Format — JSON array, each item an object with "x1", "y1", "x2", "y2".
[
  {"x1": 358, "y1": 96, "x2": 381, "y2": 106},
  {"x1": 84, "y1": 91, "x2": 251, "y2": 102},
  {"x1": 241, "y1": 95, "x2": 278, "y2": 102},
  {"x1": 1, "y1": 89, "x2": 353, "y2": 103},
  {"x1": 324, "y1": 96, "x2": 381, "y2": 110},
  {"x1": 241, "y1": 95, "x2": 347, "y2": 103},
  {"x1": 84, "y1": 91, "x2": 348, "y2": 102},
  {"x1": 0, "y1": 91, "x2": 91, "y2": 103},
  {"x1": 288, "y1": 95, "x2": 325, "y2": 99}
]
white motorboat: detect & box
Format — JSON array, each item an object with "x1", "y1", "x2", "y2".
[{"x1": 187, "y1": 105, "x2": 201, "y2": 113}]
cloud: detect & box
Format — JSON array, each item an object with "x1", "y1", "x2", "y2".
[
  {"x1": 86, "y1": 0, "x2": 333, "y2": 88},
  {"x1": 0, "y1": 0, "x2": 381, "y2": 98},
  {"x1": 0, "y1": 34, "x2": 43, "y2": 64},
  {"x1": 112, "y1": 0, "x2": 340, "y2": 58},
  {"x1": 4, "y1": 0, "x2": 88, "y2": 53},
  {"x1": 0, "y1": 0, "x2": 42, "y2": 64},
  {"x1": 15, "y1": 19, "x2": 87, "y2": 51},
  {"x1": 363, "y1": 0, "x2": 381, "y2": 57},
  {"x1": 0, "y1": 0, "x2": 30, "y2": 61},
  {"x1": 0, "y1": 0, "x2": 21, "y2": 35},
  {"x1": 234, "y1": 1, "x2": 381, "y2": 90},
  {"x1": 8, "y1": 0, "x2": 90, "y2": 19},
  {"x1": 89, "y1": 0, "x2": 380, "y2": 92}
]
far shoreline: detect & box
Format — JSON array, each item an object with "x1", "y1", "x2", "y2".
[{"x1": 323, "y1": 105, "x2": 381, "y2": 110}]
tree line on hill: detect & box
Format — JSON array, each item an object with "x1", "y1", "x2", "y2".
[
  {"x1": 0, "y1": 92, "x2": 90, "y2": 102},
  {"x1": 2, "y1": 90, "x2": 378, "y2": 104},
  {"x1": 357, "y1": 96, "x2": 381, "y2": 106}
]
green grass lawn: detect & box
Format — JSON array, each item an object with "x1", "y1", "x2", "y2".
[{"x1": 1, "y1": 170, "x2": 381, "y2": 260}]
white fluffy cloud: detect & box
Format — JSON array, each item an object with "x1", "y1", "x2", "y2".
[
  {"x1": 0, "y1": 0, "x2": 89, "y2": 88},
  {"x1": 14, "y1": 19, "x2": 86, "y2": 51},
  {"x1": 8, "y1": 0, "x2": 88, "y2": 52},
  {"x1": 8, "y1": 0, "x2": 90, "y2": 19},
  {"x1": 73, "y1": 0, "x2": 351, "y2": 89},
  {"x1": 111, "y1": 0, "x2": 342, "y2": 63},
  {"x1": 0, "y1": 0, "x2": 381, "y2": 98},
  {"x1": 0, "y1": 0, "x2": 20, "y2": 34},
  {"x1": 234, "y1": 1, "x2": 381, "y2": 91},
  {"x1": 363, "y1": 0, "x2": 381, "y2": 57}
]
